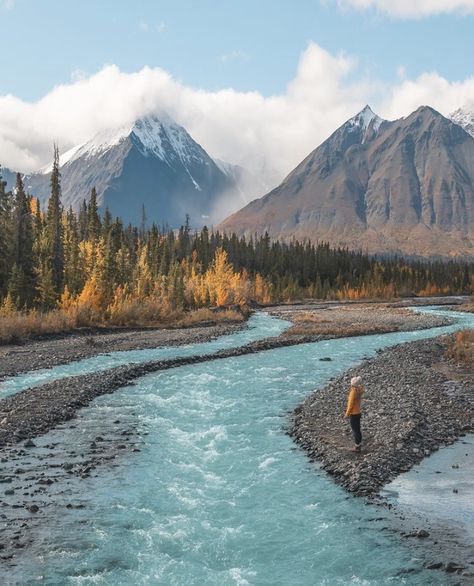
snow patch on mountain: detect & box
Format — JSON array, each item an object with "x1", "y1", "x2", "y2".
[
  {"x1": 450, "y1": 104, "x2": 474, "y2": 138},
  {"x1": 40, "y1": 113, "x2": 206, "y2": 180},
  {"x1": 347, "y1": 105, "x2": 384, "y2": 143}
]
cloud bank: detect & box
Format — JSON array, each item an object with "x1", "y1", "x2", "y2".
[
  {"x1": 0, "y1": 42, "x2": 473, "y2": 179},
  {"x1": 337, "y1": 0, "x2": 474, "y2": 18}
]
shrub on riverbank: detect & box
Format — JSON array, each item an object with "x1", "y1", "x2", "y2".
[
  {"x1": 447, "y1": 330, "x2": 474, "y2": 366},
  {"x1": 0, "y1": 305, "x2": 245, "y2": 345}
]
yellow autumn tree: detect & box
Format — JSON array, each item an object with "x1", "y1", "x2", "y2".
[
  {"x1": 77, "y1": 273, "x2": 103, "y2": 315},
  {"x1": 206, "y1": 248, "x2": 235, "y2": 307},
  {"x1": 134, "y1": 244, "x2": 153, "y2": 299}
]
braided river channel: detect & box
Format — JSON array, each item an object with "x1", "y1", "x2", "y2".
[{"x1": 1, "y1": 307, "x2": 473, "y2": 585}]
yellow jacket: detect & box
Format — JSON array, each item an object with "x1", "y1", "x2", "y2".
[{"x1": 345, "y1": 386, "x2": 363, "y2": 417}]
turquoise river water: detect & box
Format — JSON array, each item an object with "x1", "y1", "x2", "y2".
[{"x1": 1, "y1": 307, "x2": 473, "y2": 585}]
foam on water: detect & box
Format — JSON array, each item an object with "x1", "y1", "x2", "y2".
[{"x1": 3, "y1": 307, "x2": 474, "y2": 585}]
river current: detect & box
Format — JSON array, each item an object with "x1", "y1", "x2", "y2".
[{"x1": 2, "y1": 307, "x2": 474, "y2": 585}]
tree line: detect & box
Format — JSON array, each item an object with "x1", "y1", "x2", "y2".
[{"x1": 0, "y1": 152, "x2": 472, "y2": 324}]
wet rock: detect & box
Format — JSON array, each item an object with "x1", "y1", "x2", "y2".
[
  {"x1": 24, "y1": 439, "x2": 36, "y2": 448},
  {"x1": 445, "y1": 562, "x2": 466, "y2": 574},
  {"x1": 26, "y1": 504, "x2": 39, "y2": 513},
  {"x1": 425, "y1": 562, "x2": 444, "y2": 571}
]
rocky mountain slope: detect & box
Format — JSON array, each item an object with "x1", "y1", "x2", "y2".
[
  {"x1": 220, "y1": 106, "x2": 474, "y2": 257},
  {"x1": 4, "y1": 114, "x2": 259, "y2": 228}
]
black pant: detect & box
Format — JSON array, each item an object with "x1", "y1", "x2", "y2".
[{"x1": 349, "y1": 414, "x2": 362, "y2": 445}]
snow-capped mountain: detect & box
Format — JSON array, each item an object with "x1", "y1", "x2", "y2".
[
  {"x1": 450, "y1": 103, "x2": 474, "y2": 138},
  {"x1": 221, "y1": 105, "x2": 474, "y2": 257},
  {"x1": 23, "y1": 114, "x2": 242, "y2": 227}
]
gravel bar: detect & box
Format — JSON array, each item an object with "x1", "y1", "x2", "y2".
[{"x1": 290, "y1": 336, "x2": 473, "y2": 497}]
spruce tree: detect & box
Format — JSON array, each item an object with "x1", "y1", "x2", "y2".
[
  {"x1": 0, "y1": 167, "x2": 13, "y2": 295},
  {"x1": 78, "y1": 199, "x2": 88, "y2": 240},
  {"x1": 88, "y1": 187, "x2": 101, "y2": 240},
  {"x1": 11, "y1": 174, "x2": 36, "y2": 306},
  {"x1": 45, "y1": 145, "x2": 64, "y2": 296}
]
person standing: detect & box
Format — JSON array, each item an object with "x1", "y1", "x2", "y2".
[{"x1": 345, "y1": 376, "x2": 364, "y2": 452}]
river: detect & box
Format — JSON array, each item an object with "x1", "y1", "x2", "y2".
[{"x1": 1, "y1": 307, "x2": 473, "y2": 585}]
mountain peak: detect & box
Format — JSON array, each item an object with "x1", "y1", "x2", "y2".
[
  {"x1": 411, "y1": 105, "x2": 444, "y2": 119},
  {"x1": 348, "y1": 105, "x2": 383, "y2": 132},
  {"x1": 450, "y1": 103, "x2": 474, "y2": 139},
  {"x1": 26, "y1": 111, "x2": 239, "y2": 227},
  {"x1": 40, "y1": 112, "x2": 198, "y2": 174},
  {"x1": 221, "y1": 103, "x2": 474, "y2": 257}
]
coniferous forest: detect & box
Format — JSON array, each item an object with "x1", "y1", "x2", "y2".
[{"x1": 0, "y1": 150, "x2": 472, "y2": 334}]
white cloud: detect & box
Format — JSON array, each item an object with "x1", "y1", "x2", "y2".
[
  {"x1": 337, "y1": 0, "x2": 474, "y2": 18},
  {"x1": 0, "y1": 42, "x2": 473, "y2": 178},
  {"x1": 380, "y1": 71, "x2": 474, "y2": 118},
  {"x1": 1, "y1": 0, "x2": 15, "y2": 9}
]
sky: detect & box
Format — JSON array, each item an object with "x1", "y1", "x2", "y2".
[{"x1": 1, "y1": 0, "x2": 474, "y2": 176}]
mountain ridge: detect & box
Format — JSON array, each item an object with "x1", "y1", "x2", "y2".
[
  {"x1": 2, "y1": 113, "x2": 274, "y2": 228},
  {"x1": 220, "y1": 105, "x2": 474, "y2": 257}
]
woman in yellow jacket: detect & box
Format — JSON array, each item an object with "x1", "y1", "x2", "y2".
[{"x1": 345, "y1": 375, "x2": 364, "y2": 452}]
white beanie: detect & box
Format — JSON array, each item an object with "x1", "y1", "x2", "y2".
[{"x1": 351, "y1": 376, "x2": 362, "y2": 387}]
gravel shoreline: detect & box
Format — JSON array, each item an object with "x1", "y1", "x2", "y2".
[
  {"x1": 0, "y1": 300, "x2": 455, "y2": 382},
  {"x1": 290, "y1": 336, "x2": 473, "y2": 498},
  {"x1": 0, "y1": 320, "x2": 246, "y2": 381},
  {"x1": 269, "y1": 302, "x2": 453, "y2": 339}
]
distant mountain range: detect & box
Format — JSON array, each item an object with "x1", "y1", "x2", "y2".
[
  {"x1": 1, "y1": 114, "x2": 274, "y2": 228},
  {"x1": 220, "y1": 104, "x2": 474, "y2": 257},
  {"x1": 2, "y1": 104, "x2": 474, "y2": 256}
]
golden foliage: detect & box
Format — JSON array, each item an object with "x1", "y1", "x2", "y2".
[{"x1": 446, "y1": 330, "x2": 474, "y2": 366}]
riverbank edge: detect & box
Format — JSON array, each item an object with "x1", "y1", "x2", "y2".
[
  {"x1": 0, "y1": 307, "x2": 459, "y2": 449},
  {"x1": 289, "y1": 335, "x2": 473, "y2": 498},
  {"x1": 0, "y1": 318, "x2": 248, "y2": 382},
  {"x1": 0, "y1": 301, "x2": 455, "y2": 382}
]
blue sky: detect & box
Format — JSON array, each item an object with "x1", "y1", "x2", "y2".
[
  {"x1": 1, "y1": 0, "x2": 473, "y2": 100},
  {"x1": 1, "y1": 0, "x2": 474, "y2": 175}
]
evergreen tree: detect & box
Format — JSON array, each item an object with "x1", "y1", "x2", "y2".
[
  {"x1": 87, "y1": 187, "x2": 101, "y2": 240},
  {"x1": 10, "y1": 174, "x2": 36, "y2": 306},
  {"x1": 78, "y1": 199, "x2": 88, "y2": 240},
  {"x1": 45, "y1": 145, "x2": 64, "y2": 296},
  {"x1": 0, "y1": 167, "x2": 14, "y2": 295}
]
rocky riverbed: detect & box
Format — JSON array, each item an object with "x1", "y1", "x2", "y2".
[
  {"x1": 0, "y1": 320, "x2": 246, "y2": 381},
  {"x1": 0, "y1": 309, "x2": 458, "y2": 450},
  {"x1": 270, "y1": 302, "x2": 453, "y2": 339},
  {"x1": 0, "y1": 300, "x2": 455, "y2": 382},
  {"x1": 290, "y1": 335, "x2": 473, "y2": 498}
]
